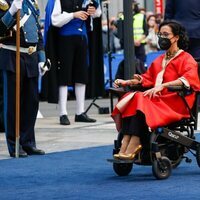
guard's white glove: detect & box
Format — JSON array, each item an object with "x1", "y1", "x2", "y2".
[
  {"x1": 9, "y1": 0, "x2": 23, "y2": 16},
  {"x1": 38, "y1": 60, "x2": 51, "y2": 76},
  {"x1": 38, "y1": 62, "x2": 46, "y2": 76}
]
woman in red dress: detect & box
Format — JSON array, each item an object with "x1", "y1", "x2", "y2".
[{"x1": 112, "y1": 20, "x2": 200, "y2": 160}]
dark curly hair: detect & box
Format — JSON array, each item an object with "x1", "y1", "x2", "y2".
[{"x1": 159, "y1": 20, "x2": 189, "y2": 50}]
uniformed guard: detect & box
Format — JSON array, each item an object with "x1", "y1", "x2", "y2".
[
  {"x1": 0, "y1": 0, "x2": 46, "y2": 157},
  {"x1": 0, "y1": 71, "x2": 4, "y2": 133}
]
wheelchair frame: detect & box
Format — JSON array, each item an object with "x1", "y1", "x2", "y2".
[{"x1": 107, "y1": 86, "x2": 200, "y2": 180}]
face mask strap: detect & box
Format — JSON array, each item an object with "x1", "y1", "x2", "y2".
[{"x1": 169, "y1": 35, "x2": 178, "y2": 45}]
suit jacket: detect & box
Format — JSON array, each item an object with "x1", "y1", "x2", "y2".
[{"x1": 164, "y1": 0, "x2": 200, "y2": 39}]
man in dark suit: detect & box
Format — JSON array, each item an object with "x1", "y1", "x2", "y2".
[
  {"x1": 0, "y1": 71, "x2": 4, "y2": 133},
  {"x1": 0, "y1": 0, "x2": 45, "y2": 157},
  {"x1": 164, "y1": 0, "x2": 200, "y2": 61}
]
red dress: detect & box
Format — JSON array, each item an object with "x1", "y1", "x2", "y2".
[{"x1": 112, "y1": 51, "x2": 200, "y2": 130}]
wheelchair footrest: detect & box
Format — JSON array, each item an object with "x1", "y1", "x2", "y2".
[{"x1": 107, "y1": 158, "x2": 134, "y2": 164}]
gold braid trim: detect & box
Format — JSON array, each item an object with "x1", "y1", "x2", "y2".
[{"x1": 0, "y1": 0, "x2": 9, "y2": 11}]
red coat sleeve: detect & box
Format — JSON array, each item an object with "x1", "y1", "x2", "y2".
[{"x1": 177, "y1": 52, "x2": 200, "y2": 91}]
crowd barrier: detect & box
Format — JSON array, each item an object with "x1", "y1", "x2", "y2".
[
  {"x1": 145, "y1": 50, "x2": 165, "y2": 68},
  {"x1": 103, "y1": 51, "x2": 165, "y2": 90},
  {"x1": 104, "y1": 53, "x2": 124, "y2": 89},
  {"x1": 39, "y1": 51, "x2": 165, "y2": 92}
]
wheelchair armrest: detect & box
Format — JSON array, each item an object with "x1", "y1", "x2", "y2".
[
  {"x1": 167, "y1": 85, "x2": 184, "y2": 92},
  {"x1": 167, "y1": 85, "x2": 192, "y2": 96},
  {"x1": 129, "y1": 84, "x2": 146, "y2": 91},
  {"x1": 109, "y1": 87, "x2": 127, "y2": 97},
  {"x1": 109, "y1": 84, "x2": 150, "y2": 98}
]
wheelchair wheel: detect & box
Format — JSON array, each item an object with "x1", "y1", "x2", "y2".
[
  {"x1": 196, "y1": 145, "x2": 200, "y2": 167},
  {"x1": 151, "y1": 133, "x2": 184, "y2": 169},
  {"x1": 113, "y1": 163, "x2": 133, "y2": 176},
  {"x1": 152, "y1": 156, "x2": 172, "y2": 180}
]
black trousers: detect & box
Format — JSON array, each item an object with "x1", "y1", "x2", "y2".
[
  {"x1": 2, "y1": 64, "x2": 38, "y2": 155},
  {"x1": 0, "y1": 71, "x2": 4, "y2": 132},
  {"x1": 121, "y1": 111, "x2": 150, "y2": 145}
]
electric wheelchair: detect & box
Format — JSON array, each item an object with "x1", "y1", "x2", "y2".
[{"x1": 107, "y1": 82, "x2": 200, "y2": 180}]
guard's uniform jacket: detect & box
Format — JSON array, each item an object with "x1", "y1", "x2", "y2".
[
  {"x1": 0, "y1": 0, "x2": 45, "y2": 74},
  {"x1": 0, "y1": 0, "x2": 46, "y2": 155}
]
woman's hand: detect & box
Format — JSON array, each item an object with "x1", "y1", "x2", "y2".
[
  {"x1": 113, "y1": 79, "x2": 128, "y2": 88},
  {"x1": 113, "y1": 78, "x2": 141, "y2": 88},
  {"x1": 87, "y1": 6, "x2": 96, "y2": 15},
  {"x1": 134, "y1": 40, "x2": 141, "y2": 47},
  {"x1": 143, "y1": 85, "x2": 164, "y2": 98},
  {"x1": 133, "y1": 74, "x2": 142, "y2": 83},
  {"x1": 73, "y1": 11, "x2": 89, "y2": 20}
]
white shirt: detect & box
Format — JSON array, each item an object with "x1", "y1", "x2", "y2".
[{"x1": 51, "y1": 0, "x2": 101, "y2": 28}]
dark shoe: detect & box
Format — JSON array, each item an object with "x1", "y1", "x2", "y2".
[
  {"x1": 60, "y1": 115, "x2": 70, "y2": 125},
  {"x1": 0, "y1": 124, "x2": 4, "y2": 132},
  {"x1": 10, "y1": 150, "x2": 28, "y2": 158},
  {"x1": 22, "y1": 146, "x2": 45, "y2": 155},
  {"x1": 75, "y1": 113, "x2": 96, "y2": 123}
]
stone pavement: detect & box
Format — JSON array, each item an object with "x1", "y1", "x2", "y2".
[
  {"x1": 0, "y1": 97, "x2": 200, "y2": 160},
  {"x1": 0, "y1": 97, "x2": 118, "y2": 160}
]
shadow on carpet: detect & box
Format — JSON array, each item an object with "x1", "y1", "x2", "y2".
[{"x1": 0, "y1": 145, "x2": 200, "y2": 200}]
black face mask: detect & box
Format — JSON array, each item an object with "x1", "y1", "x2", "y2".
[{"x1": 158, "y1": 37, "x2": 172, "y2": 50}]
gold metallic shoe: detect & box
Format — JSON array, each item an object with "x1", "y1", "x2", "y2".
[
  {"x1": 113, "y1": 153, "x2": 125, "y2": 159},
  {"x1": 119, "y1": 145, "x2": 142, "y2": 160},
  {"x1": 113, "y1": 154, "x2": 120, "y2": 159}
]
